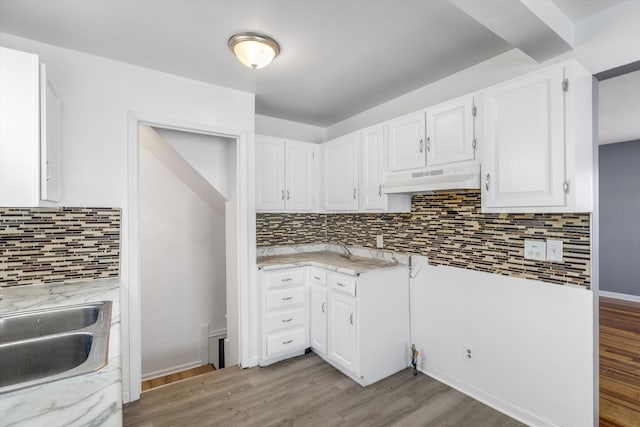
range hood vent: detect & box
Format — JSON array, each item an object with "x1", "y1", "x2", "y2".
[{"x1": 383, "y1": 164, "x2": 481, "y2": 194}]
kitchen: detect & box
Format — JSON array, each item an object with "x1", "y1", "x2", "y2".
[{"x1": 1, "y1": 1, "x2": 639, "y2": 426}]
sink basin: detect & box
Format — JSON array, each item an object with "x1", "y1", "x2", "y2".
[
  {"x1": 0, "y1": 303, "x2": 101, "y2": 344},
  {"x1": 0, "y1": 301, "x2": 112, "y2": 394},
  {"x1": 0, "y1": 333, "x2": 93, "y2": 387}
]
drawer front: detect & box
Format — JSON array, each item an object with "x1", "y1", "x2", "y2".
[
  {"x1": 265, "y1": 268, "x2": 306, "y2": 289},
  {"x1": 267, "y1": 328, "x2": 306, "y2": 358},
  {"x1": 329, "y1": 273, "x2": 356, "y2": 296},
  {"x1": 309, "y1": 268, "x2": 327, "y2": 287},
  {"x1": 266, "y1": 286, "x2": 305, "y2": 311},
  {"x1": 266, "y1": 308, "x2": 306, "y2": 332}
]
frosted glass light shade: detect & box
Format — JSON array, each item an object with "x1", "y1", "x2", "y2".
[{"x1": 228, "y1": 33, "x2": 280, "y2": 69}]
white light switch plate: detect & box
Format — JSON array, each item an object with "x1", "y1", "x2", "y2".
[
  {"x1": 546, "y1": 239, "x2": 563, "y2": 262},
  {"x1": 376, "y1": 235, "x2": 384, "y2": 248},
  {"x1": 524, "y1": 240, "x2": 546, "y2": 261}
]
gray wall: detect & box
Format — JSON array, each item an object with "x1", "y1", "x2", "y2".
[{"x1": 599, "y1": 140, "x2": 640, "y2": 296}]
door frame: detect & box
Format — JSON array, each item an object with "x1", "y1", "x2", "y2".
[{"x1": 124, "y1": 111, "x2": 257, "y2": 402}]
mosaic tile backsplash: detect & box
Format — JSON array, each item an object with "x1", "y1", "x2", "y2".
[
  {"x1": 256, "y1": 191, "x2": 591, "y2": 288},
  {"x1": 1, "y1": 208, "x2": 121, "y2": 286}
]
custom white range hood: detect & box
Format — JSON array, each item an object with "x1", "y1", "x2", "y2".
[{"x1": 382, "y1": 164, "x2": 481, "y2": 194}]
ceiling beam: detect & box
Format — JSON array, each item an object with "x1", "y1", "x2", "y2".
[{"x1": 448, "y1": 0, "x2": 574, "y2": 62}]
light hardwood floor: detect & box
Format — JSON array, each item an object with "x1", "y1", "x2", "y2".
[
  {"x1": 141, "y1": 364, "x2": 215, "y2": 392},
  {"x1": 124, "y1": 353, "x2": 524, "y2": 426},
  {"x1": 600, "y1": 297, "x2": 640, "y2": 427}
]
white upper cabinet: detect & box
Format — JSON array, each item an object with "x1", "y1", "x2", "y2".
[
  {"x1": 386, "y1": 111, "x2": 426, "y2": 172},
  {"x1": 323, "y1": 134, "x2": 359, "y2": 211},
  {"x1": 285, "y1": 141, "x2": 316, "y2": 210},
  {"x1": 256, "y1": 135, "x2": 317, "y2": 212},
  {"x1": 256, "y1": 136, "x2": 286, "y2": 210},
  {"x1": 426, "y1": 95, "x2": 476, "y2": 167},
  {"x1": 481, "y1": 60, "x2": 593, "y2": 213},
  {"x1": 359, "y1": 124, "x2": 386, "y2": 211},
  {"x1": 40, "y1": 65, "x2": 62, "y2": 203},
  {"x1": 0, "y1": 47, "x2": 61, "y2": 207}
]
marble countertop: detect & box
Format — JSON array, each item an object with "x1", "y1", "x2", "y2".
[
  {"x1": 0, "y1": 279, "x2": 122, "y2": 427},
  {"x1": 257, "y1": 250, "x2": 405, "y2": 275}
]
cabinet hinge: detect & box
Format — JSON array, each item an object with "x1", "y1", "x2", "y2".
[
  {"x1": 472, "y1": 138, "x2": 478, "y2": 150},
  {"x1": 562, "y1": 79, "x2": 569, "y2": 92},
  {"x1": 472, "y1": 105, "x2": 477, "y2": 117},
  {"x1": 312, "y1": 151, "x2": 315, "y2": 159},
  {"x1": 563, "y1": 181, "x2": 570, "y2": 193}
]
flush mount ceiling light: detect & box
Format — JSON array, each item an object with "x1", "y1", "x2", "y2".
[{"x1": 228, "y1": 32, "x2": 280, "y2": 69}]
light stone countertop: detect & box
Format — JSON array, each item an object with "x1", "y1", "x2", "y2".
[
  {"x1": 0, "y1": 279, "x2": 122, "y2": 427},
  {"x1": 257, "y1": 250, "x2": 404, "y2": 275}
]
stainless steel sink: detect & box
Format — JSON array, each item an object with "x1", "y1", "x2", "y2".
[
  {"x1": 0, "y1": 303, "x2": 101, "y2": 344},
  {"x1": 0, "y1": 301, "x2": 112, "y2": 394}
]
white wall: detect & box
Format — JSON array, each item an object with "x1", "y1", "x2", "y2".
[
  {"x1": 411, "y1": 260, "x2": 593, "y2": 427},
  {"x1": 0, "y1": 33, "x2": 256, "y2": 402},
  {"x1": 156, "y1": 128, "x2": 236, "y2": 198},
  {"x1": 255, "y1": 114, "x2": 326, "y2": 143},
  {"x1": 139, "y1": 129, "x2": 226, "y2": 377},
  {"x1": 598, "y1": 70, "x2": 640, "y2": 145},
  {"x1": 574, "y1": 1, "x2": 640, "y2": 76}
]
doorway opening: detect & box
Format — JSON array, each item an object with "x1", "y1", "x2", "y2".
[
  {"x1": 138, "y1": 125, "x2": 235, "y2": 390},
  {"x1": 125, "y1": 113, "x2": 255, "y2": 403},
  {"x1": 596, "y1": 67, "x2": 640, "y2": 425}
]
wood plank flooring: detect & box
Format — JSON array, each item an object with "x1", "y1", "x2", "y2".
[
  {"x1": 124, "y1": 353, "x2": 524, "y2": 427},
  {"x1": 600, "y1": 297, "x2": 640, "y2": 427},
  {"x1": 141, "y1": 364, "x2": 215, "y2": 392}
]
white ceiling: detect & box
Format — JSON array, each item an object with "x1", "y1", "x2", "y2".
[
  {"x1": 554, "y1": 0, "x2": 626, "y2": 23},
  {"x1": 0, "y1": 0, "x2": 627, "y2": 126}
]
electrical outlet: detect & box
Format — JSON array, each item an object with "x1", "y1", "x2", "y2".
[
  {"x1": 546, "y1": 239, "x2": 563, "y2": 262},
  {"x1": 464, "y1": 344, "x2": 473, "y2": 363},
  {"x1": 524, "y1": 240, "x2": 546, "y2": 261},
  {"x1": 376, "y1": 234, "x2": 384, "y2": 249}
]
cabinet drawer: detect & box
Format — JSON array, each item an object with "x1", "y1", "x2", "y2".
[
  {"x1": 265, "y1": 268, "x2": 306, "y2": 289},
  {"x1": 266, "y1": 308, "x2": 306, "y2": 333},
  {"x1": 266, "y1": 287, "x2": 305, "y2": 311},
  {"x1": 266, "y1": 328, "x2": 306, "y2": 358},
  {"x1": 310, "y1": 268, "x2": 327, "y2": 286},
  {"x1": 329, "y1": 273, "x2": 356, "y2": 296}
]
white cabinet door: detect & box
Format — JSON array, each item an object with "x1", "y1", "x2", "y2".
[
  {"x1": 323, "y1": 134, "x2": 359, "y2": 210},
  {"x1": 40, "y1": 64, "x2": 62, "y2": 202},
  {"x1": 360, "y1": 124, "x2": 386, "y2": 211},
  {"x1": 386, "y1": 111, "x2": 426, "y2": 172},
  {"x1": 0, "y1": 47, "x2": 41, "y2": 206},
  {"x1": 256, "y1": 136, "x2": 285, "y2": 210},
  {"x1": 309, "y1": 284, "x2": 327, "y2": 355},
  {"x1": 285, "y1": 141, "x2": 315, "y2": 210},
  {"x1": 426, "y1": 95, "x2": 475, "y2": 167},
  {"x1": 328, "y1": 291, "x2": 357, "y2": 373},
  {"x1": 483, "y1": 66, "x2": 566, "y2": 209}
]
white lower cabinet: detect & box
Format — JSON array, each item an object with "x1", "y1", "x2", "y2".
[
  {"x1": 328, "y1": 290, "x2": 357, "y2": 373},
  {"x1": 259, "y1": 264, "x2": 410, "y2": 386},
  {"x1": 314, "y1": 268, "x2": 410, "y2": 386},
  {"x1": 259, "y1": 267, "x2": 309, "y2": 365},
  {"x1": 309, "y1": 282, "x2": 327, "y2": 356}
]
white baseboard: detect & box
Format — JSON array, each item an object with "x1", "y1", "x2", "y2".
[
  {"x1": 422, "y1": 364, "x2": 556, "y2": 427},
  {"x1": 599, "y1": 290, "x2": 640, "y2": 303},
  {"x1": 141, "y1": 360, "x2": 203, "y2": 381}
]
